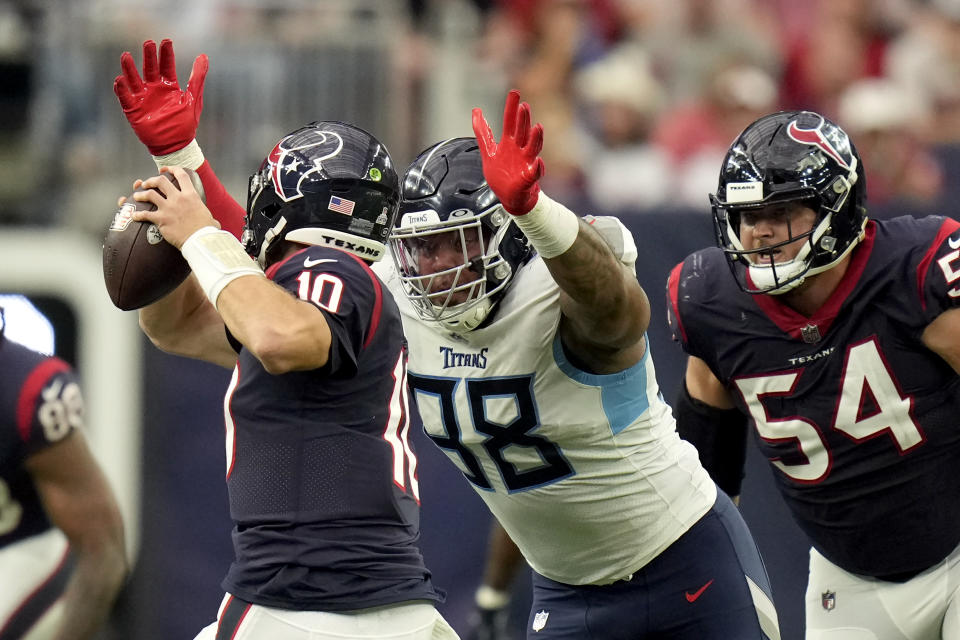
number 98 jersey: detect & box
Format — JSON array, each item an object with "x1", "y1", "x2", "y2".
[
  {"x1": 668, "y1": 215, "x2": 960, "y2": 579},
  {"x1": 380, "y1": 219, "x2": 717, "y2": 587},
  {"x1": 0, "y1": 337, "x2": 83, "y2": 549}
]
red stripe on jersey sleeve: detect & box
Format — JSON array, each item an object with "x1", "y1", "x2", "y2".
[
  {"x1": 667, "y1": 262, "x2": 687, "y2": 344},
  {"x1": 341, "y1": 254, "x2": 384, "y2": 349},
  {"x1": 16, "y1": 358, "x2": 70, "y2": 443},
  {"x1": 916, "y1": 217, "x2": 960, "y2": 312}
]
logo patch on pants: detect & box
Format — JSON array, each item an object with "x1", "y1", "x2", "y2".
[
  {"x1": 532, "y1": 610, "x2": 549, "y2": 632},
  {"x1": 821, "y1": 590, "x2": 836, "y2": 611}
]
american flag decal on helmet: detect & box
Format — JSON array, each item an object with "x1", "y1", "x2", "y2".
[
  {"x1": 328, "y1": 195, "x2": 356, "y2": 215},
  {"x1": 786, "y1": 116, "x2": 854, "y2": 170}
]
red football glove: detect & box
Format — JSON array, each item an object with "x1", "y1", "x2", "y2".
[
  {"x1": 114, "y1": 39, "x2": 208, "y2": 156},
  {"x1": 472, "y1": 90, "x2": 545, "y2": 216}
]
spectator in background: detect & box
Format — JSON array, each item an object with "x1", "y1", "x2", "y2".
[
  {"x1": 653, "y1": 62, "x2": 778, "y2": 209},
  {"x1": 837, "y1": 78, "x2": 944, "y2": 210},
  {"x1": 574, "y1": 43, "x2": 672, "y2": 213},
  {"x1": 886, "y1": 0, "x2": 960, "y2": 145},
  {"x1": 637, "y1": 0, "x2": 781, "y2": 105},
  {"x1": 477, "y1": 0, "x2": 624, "y2": 204},
  {"x1": 778, "y1": 0, "x2": 902, "y2": 116},
  {"x1": 0, "y1": 305, "x2": 128, "y2": 639}
]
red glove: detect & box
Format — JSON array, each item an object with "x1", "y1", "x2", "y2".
[
  {"x1": 472, "y1": 90, "x2": 545, "y2": 215},
  {"x1": 114, "y1": 39, "x2": 208, "y2": 156}
]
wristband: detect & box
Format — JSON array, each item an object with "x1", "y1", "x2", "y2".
[
  {"x1": 511, "y1": 192, "x2": 580, "y2": 259},
  {"x1": 181, "y1": 227, "x2": 265, "y2": 308},
  {"x1": 152, "y1": 139, "x2": 205, "y2": 171},
  {"x1": 475, "y1": 585, "x2": 511, "y2": 610}
]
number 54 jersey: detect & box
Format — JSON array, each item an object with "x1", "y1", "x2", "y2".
[
  {"x1": 379, "y1": 219, "x2": 716, "y2": 587},
  {"x1": 667, "y1": 215, "x2": 960, "y2": 579}
]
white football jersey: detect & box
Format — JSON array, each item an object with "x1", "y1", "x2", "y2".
[{"x1": 377, "y1": 219, "x2": 716, "y2": 585}]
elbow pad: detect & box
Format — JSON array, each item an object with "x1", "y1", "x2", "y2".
[{"x1": 675, "y1": 381, "x2": 749, "y2": 497}]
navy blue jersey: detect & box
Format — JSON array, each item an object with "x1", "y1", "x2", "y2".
[
  {"x1": 668, "y1": 216, "x2": 960, "y2": 578},
  {"x1": 220, "y1": 245, "x2": 442, "y2": 611},
  {"x1": 0, "y1": 337, "x2": 83, "y2": 549}
]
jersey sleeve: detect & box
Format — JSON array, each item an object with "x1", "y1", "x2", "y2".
[
  {"x1": 915, "y1": 216, "x2": 960, "y2": 323},
  {"x1": 14, "y1": 358, "x2": 84, "y2": 458},
  {"x1": 583, "y1": 215, "x2": 639, "y2": 273},
  {"x1": 665, "y1": 251, "x2": 719, "y2": 369},
  {"x1": 270, "y1": 246, "x2": 383, "y2": 378}
]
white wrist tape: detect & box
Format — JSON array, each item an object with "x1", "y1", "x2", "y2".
[
  {"x1": 152, "y1": 139, "x2": 205, "y2": 171},
  {"x1": 511, "y1": 192, "x2": 580, "y2": 259},
  {"x1": 475, "y1": 585, "x2": 511, "y2": 610},
  {"x1": 180, "y1": 227, "x2": 265, "y2": 308}
]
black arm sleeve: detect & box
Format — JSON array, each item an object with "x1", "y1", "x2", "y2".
[{"x1": 675, "y1": 381, "x2": 749, "y2": 497}]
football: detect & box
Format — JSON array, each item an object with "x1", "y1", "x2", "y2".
[{"x1": 102, "y1": 169, "x2": 205, "y2": 311}]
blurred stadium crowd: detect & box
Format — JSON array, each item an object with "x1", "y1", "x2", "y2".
[
  {"x1": 4, "y1": 2, "x2": 959, "y2": 638},
  {"x1": 1, "y1": 0, "x2": 959, "y2": 239}
]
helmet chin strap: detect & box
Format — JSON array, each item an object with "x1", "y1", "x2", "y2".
[
  {"x1": 438, "y1": 297, "x2": 493, "y2": 333},
  {"x1": 747, "y1": 211, "x2": 865, "y2": 295},
  {"x1": 257, "y1": 217, "x2": 288, "y2": 267}
]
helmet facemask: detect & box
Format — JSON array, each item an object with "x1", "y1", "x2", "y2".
[{"x1": 391, "y1": 205, "x2": 519, "y2": 333}]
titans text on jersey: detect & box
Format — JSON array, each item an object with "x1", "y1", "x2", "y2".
[{"x1": 380, "y1": 218, "x2": 717, "y2": 586}]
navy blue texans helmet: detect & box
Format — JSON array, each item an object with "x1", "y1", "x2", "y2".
[
  {"x1": 711, "y1": 110, "x2": 867, "y2": 294},
  {"x1": 242, "y1": 121, "x2": 401, "y2": 266}
]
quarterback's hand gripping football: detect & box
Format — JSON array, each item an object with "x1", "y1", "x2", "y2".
[
  {"x1": 132, "y1": 167, "x2": 218, "y2": 250},
  {"x1": 114, "y1": 39, "x2": 208, "y2": 156},
  {"x1": 472, "y1": 90, "x2": 545, "y2": 216}
]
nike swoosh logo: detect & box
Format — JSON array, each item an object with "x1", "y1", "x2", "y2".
[
  {"x1": 304, "y1": 257, "x2": 337, "y2": 268},
  {"x1": 685, "y1": 579, "x2": 715, "y2": 603},
  {"x1": 949, "y1": 236, "x2": 960, "y2": 250}
]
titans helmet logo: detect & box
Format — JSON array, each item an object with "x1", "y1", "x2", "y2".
[
  {"x1": 266, "y1": 130, "x2": 344, "y2": 202},
  {"x1": 786, "y1": 115, "x2": 855, "y2": 171}
]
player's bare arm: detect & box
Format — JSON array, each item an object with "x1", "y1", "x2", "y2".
[
  {"x1": 921, "y1": 307, "x2": 960, "y2": 374},
  {"x1": 685, "y1": 355, "x2": 735, "y2": 408},
  {"x1": 25, "y1": 431, "x2": 127, "y2": 640},
  {"x1": 546, "y1": 220, "x2": 650, "y2": 371},
  {"x1": 138, "y1": 275, "x2": 235, "y2": 367},
  {"x1": 473, "y1": 90, "x2": 647, "y2": 373},
  {"x1": 215, "y1": 273, "x2": 333, "y2": 374},
  {"x1": 134, "y1": 168, "x2": 332, "y2": 374}
]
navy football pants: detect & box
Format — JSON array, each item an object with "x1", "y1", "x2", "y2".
[{"x1": 526, "y1": 491, "x2": 779, "y2": 639}]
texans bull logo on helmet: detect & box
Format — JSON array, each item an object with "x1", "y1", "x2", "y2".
[
  {"x1": 266, "y1": 129, "x2": 345, "y2": 202},
  {"x1": 786, "y1": 116, "x2": 855, "y2": 171}
]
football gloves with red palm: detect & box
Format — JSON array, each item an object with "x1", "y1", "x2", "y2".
[
  {"x1": 114, "y1": 39, "x2": 208, "y2": 156},
  {"x1": 472, "y1": 90, "x2": 545, "y2": 216}
]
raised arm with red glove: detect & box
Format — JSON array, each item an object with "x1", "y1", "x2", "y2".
[
  {"x1": 114, "y1": 39, "x2": 245, "y2": 238},
  {"x1": 472, "y1": 90, "x2": 650, "y2": 374}
]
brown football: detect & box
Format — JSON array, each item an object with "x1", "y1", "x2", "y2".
[{"x1": 102, "y1": 169, "x2": 205, "y2": 311}]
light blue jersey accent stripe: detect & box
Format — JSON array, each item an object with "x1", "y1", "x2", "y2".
[{"x1": 552, "y1": 334, "x2": 651, "y2": 434}]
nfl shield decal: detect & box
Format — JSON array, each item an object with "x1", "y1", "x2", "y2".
[
  {"x1": 822, "y1": 590, "x2": 836, "y2": 611},
  {"x1": 532, "y1": 610, "x2": 549, "y2": 632}
]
